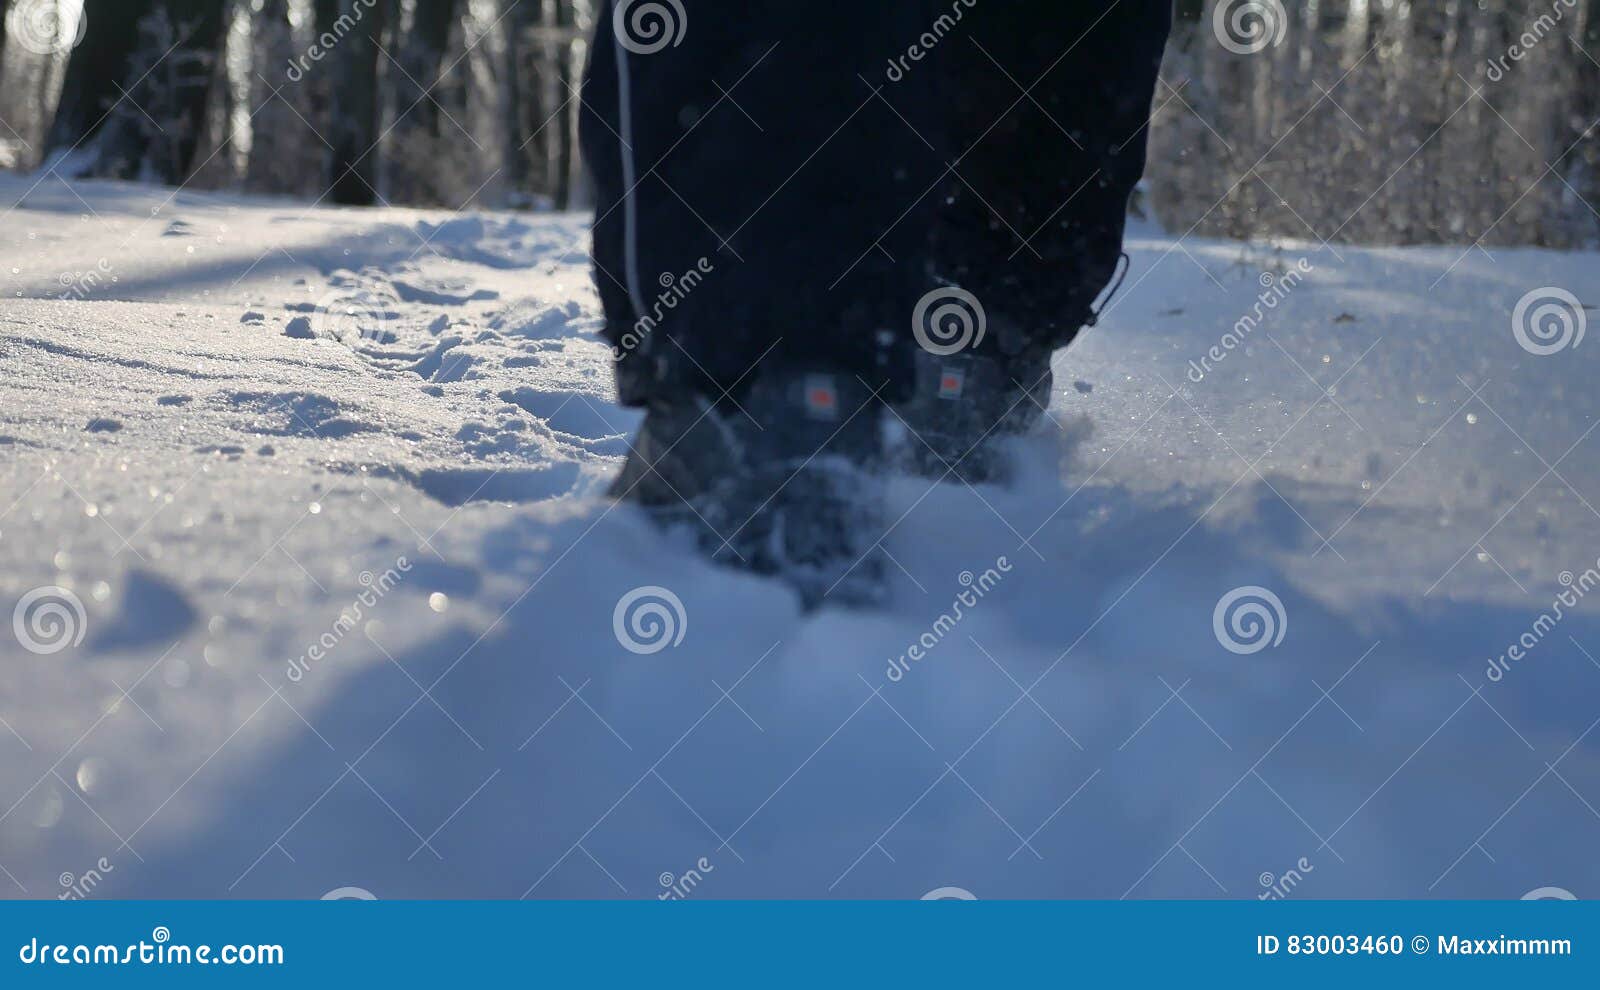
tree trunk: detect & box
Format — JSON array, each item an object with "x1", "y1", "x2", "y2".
[
  {"x1": 1575, "y1": 0, "x2": 1600, "y2": 245},
  {"x1": 314, "y1": 0, "x2": 341, "y2": 35},
  {"x1": 0, "y1": 0, "x2": 10, "y2": 82},
  {"x1": 551, "y1": 0, "x2": 575, "y2": 209},
  {"x1": 397, "y1": 0, "x2": 459, "y2": 135},
  {"x1": 383, "y1": 0, "x2": 459, "y2": 202},
  {"x1": 327, "y1": 0, "x2": 390, "y2": 205},
  {"x1": 170, "y1": 0, "x2": 233, "y2": 182},
  {"x1": 51, "y1": 0, "x2": 227, "y2": 182},
  {"x1": 46, "y1": 0, "x2": 157, "y2": 158},
  {"x1": 501, "y1": 0, "x2": 533, "y2": 197},
  {"x1": 299, "y1": 0, "x2": 343, "y2": 159},
  {"x1": 246, "y1": 0, "x2": 293, "y2": 190},
  {"x1": 167, "y1": 0, "x2": 230, "y2": 181}
]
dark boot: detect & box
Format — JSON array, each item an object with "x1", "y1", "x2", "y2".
[
  {"x1": 612, "y1": 368, "x2": 887, "y2": 609},
  {"x1": 893, "y1": 343, "x2": 1054, "y2": 485}
]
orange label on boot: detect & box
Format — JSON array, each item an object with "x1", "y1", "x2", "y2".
[{"x1": 804, "y1": 376, "x2": 839, "y2": 419}]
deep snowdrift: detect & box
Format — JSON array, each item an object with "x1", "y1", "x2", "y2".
[{"x1": 2, "y1": 174, "x2": 1598, "y2": 899}]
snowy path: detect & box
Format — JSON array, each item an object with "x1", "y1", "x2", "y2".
[{"x1": 2, "y1": 175, "x2": 1599, "y2": 899}]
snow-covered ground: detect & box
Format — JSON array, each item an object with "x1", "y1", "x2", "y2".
[{"x1": 2, "y1": 173, "x2": 1598, "y2": 900}]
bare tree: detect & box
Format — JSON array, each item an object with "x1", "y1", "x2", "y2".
[
  {"x1": 46, "y1": 0, "x2": 228, "y2": 182},
  {"x1": 244, "y1": 0, "x2": 321, "y2": 194},
  {"x1": 384, "y1": 0, "x2": 462, "y2": 205},
  {"x1": 1147, "y1": 0, "x2": 1598, "y2": 248},
  {"x1": 0, "y1": 0, "x2": 11, "y2": 82},
  {"x1": 46, "y1": 0, "x2": 158, "y2": 161},
  {"x1": 327, "y1": 0, "x2": 390, "y2": 205},
  {"x1": 1571, "y1": 0, "x2": 1600, "y2": 243}
]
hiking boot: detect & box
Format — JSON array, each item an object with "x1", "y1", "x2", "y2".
[
  {"x1": 893, "y1": 343, "x2": 1054, "y2": 484},
  {"x1": 611, "y1": 368, "x2": 887, "y2": 608}
]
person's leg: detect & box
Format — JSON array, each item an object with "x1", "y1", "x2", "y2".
[
  {"x1": 934, "y1": 1, "x2": 1173, "y2": 347},
  {"x1": 578, "y1": 2, "x2": 1171, "y2": 594},
  {"x1": 581, "y1": 1, "x2": 941, "y2": 406},
  {"x1": 580, "y1": 1, "x2": 944, "y2": 603},
  {"x1": 900, "y1": 1, "x2": 1173, "y2": 480}
]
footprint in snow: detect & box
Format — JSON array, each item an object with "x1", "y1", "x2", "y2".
[
  {"x1": 390, "y1": 277, "x2": 499, "y2": 306},
  {"x1": 222, "y1": 391, "x2": 374, "y2": 439}
]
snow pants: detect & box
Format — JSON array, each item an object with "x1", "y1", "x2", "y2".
[{"x1": 580, "y1": 1, "x2": 1173, "y2": 406}]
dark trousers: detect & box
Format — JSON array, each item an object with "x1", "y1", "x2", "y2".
[{"x1": 581, "y1": 1, "x2": 1172, "y2": 406}]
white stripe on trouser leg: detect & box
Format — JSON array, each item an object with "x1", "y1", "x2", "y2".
[{"x1": 612, "y1": 16, "x2": 650, "y2": 322}]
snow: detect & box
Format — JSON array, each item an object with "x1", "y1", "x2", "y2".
[{"x1": 2, "y1": 174, "x2": 1599, "y2": 900}]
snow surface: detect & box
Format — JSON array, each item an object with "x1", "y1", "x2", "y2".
[{"x1": 2, "y1": 174, "x2": 1599, "y2": 900}]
